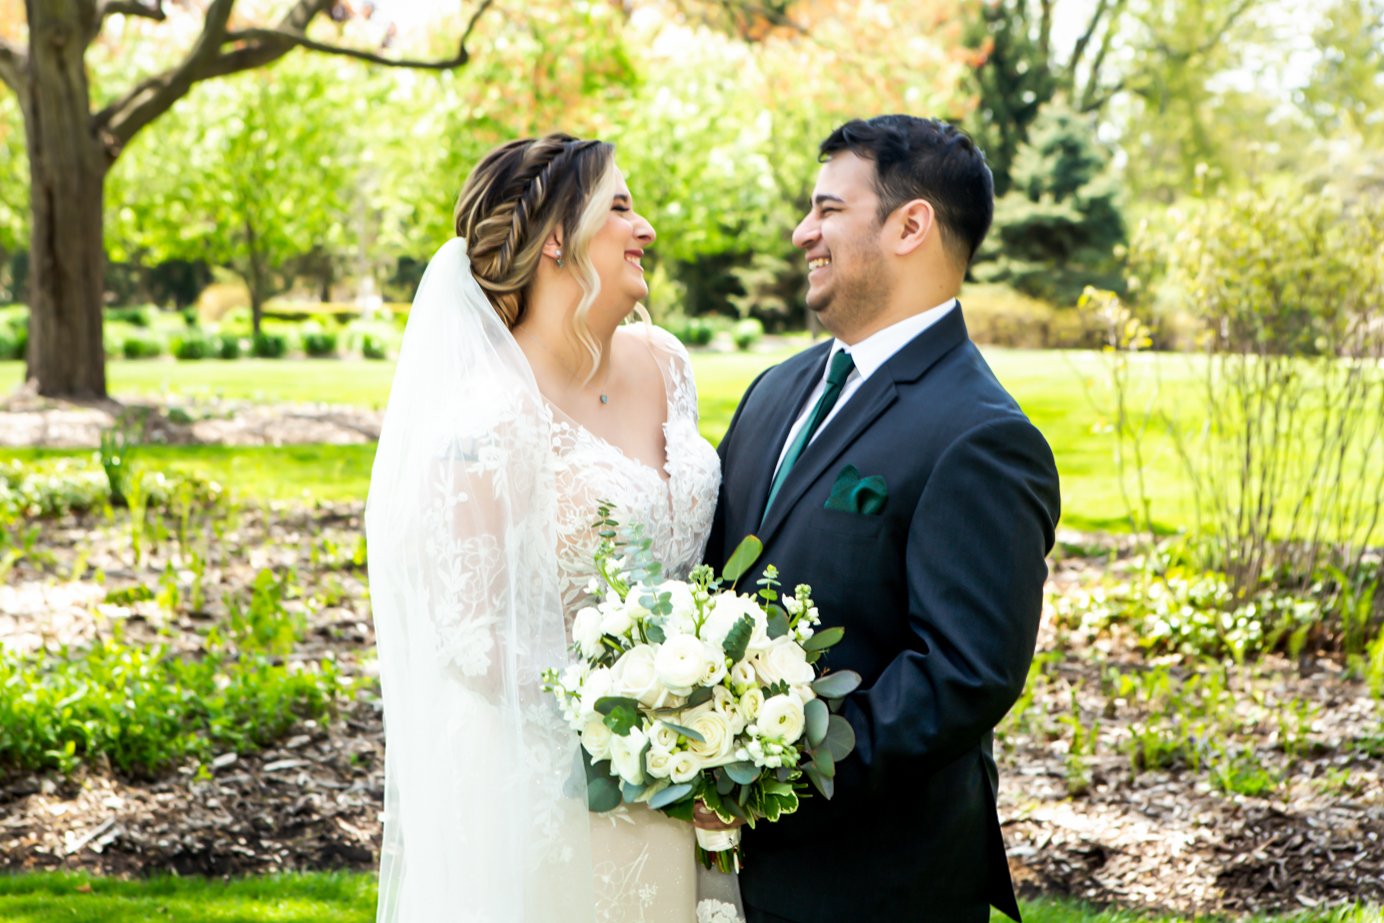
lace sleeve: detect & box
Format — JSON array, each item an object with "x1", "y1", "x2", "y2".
[{"x1": 641, "y1": 324, "x2": 702, "y2": 426}]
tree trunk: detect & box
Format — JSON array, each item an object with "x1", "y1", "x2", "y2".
[{"x1": 23, "y1": 0, "x2": 108, "y2": 399}]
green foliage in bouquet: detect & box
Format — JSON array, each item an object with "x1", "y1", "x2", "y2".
[{"x1": 543, "y1": 504, "x2": 861, "y2": 872}]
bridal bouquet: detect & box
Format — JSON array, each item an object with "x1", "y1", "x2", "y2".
[{"x1": 542, "y1": 505, "x2": 860, "y2": 872}]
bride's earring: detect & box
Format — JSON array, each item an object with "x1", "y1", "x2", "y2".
[{"x1": 554, "y1": 248, "x2": 564, "y2": 269}]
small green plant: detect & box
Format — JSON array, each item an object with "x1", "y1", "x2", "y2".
[
  {"x1": 360, "y1": 332, "x2": 388, "y2": 360},
  {"x1": 172, "y1": 329, "x2": 214, "y2": 360},
  {"x1": 215, "y1": 333, "x2": 243, "y2": 359},
  {"x1": 1209, "y1": 746, "x2": 1280, "y2": 797},
  {"x1": 302, "y1": 331, "x2": 338, "y2": 357},
  {"x1": 251, "y1": 332, "x2": 289, "y2": 358},
  {"x1": 731, "y1": 317, "x2": 764, "y2": 351},
  {"x1": 121, "y1": 332, "x2": 165, "y2": 359},
  {"x1": 675, "y1": 316, "x2": 715, "y2": 347},
  {"x1": 98, "y1": 419, "x2": 141, "y2": 507}
]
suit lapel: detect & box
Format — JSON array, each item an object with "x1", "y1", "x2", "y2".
[
  {"x1": 755, "y1": 305, "x2": 971, "y2": 543},
  {"x1": 744, "y1": 342, "x2": 831, "y2": 535}
]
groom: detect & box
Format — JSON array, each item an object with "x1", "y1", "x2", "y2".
[{"x1": 708, "y1": 115, "x2": 1060, "y2": 922}]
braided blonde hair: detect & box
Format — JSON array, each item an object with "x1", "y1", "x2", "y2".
[{"x1": 453, "y1": 134, "x2": 620, "y2": 379}]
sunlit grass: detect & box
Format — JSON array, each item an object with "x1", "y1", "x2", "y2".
[
  {"x1": 0, "y1": 873, "x2": 1372, "y2": 922},
  {"x1": 2, "y1": 344, "x2": 1379, "y2": 536}
]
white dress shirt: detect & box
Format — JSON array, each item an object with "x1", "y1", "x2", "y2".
[{"x1": 773, "y1": 298, "x2": 958, "y2": 474}]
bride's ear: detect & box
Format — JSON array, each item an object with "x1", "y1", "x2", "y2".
[{"x1": 542, "y1": 232, "x2": 564, "y2": 262}]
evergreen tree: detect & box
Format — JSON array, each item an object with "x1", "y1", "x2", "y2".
[{"x1": 974, "y1": 102, "x2": 1125, "y2": 306}]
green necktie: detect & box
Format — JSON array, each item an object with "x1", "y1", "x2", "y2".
[{"x1": 763, "y1": 349, "x2": 856, "y2": 520}]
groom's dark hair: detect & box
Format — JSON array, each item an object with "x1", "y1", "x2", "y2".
[{"x1": 820, "y1": 115, "x2": 993, "y2": 270}]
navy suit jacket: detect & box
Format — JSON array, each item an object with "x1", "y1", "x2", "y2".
[{"x1": 707, "y1": 306, "x2": 1060, "y2": 923}]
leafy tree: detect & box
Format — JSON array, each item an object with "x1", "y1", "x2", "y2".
[
  {"x1": 974, "y1": 102, "x2": 1125, "y2": 305},
  {"x1": 0, "y1": 0, "x2": 491, "y2": 397},
  {"x1": 1296, "y1": 0, "x2": 1384, "y2": 147}
]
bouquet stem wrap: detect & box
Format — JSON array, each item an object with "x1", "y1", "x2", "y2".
[{"x1": 694, "y1": 826, "x2": 740, "y2": 853}]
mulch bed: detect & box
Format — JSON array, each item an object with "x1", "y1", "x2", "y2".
[{"x1": 1, "y1": 498, "x2": 1380, "y2": 917}]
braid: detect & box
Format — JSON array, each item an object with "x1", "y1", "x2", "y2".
[{"x1": 453, "y1": 134, "x2": 606, "y2": 328}]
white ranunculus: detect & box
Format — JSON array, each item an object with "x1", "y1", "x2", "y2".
[
  {"x1": 578, "y1": 666, "x2": 613, "y2": 718},
  {"x1": 598, "y1": 594, "x2": 637, "y2": 638},
  {"x1": 609, "y1": 644, "x2": 668, "y2": 708},
  {"x1": 649, "y1": 722, "x2": 681, "y2": 752},
  {"x1": 580, "y1": 715, "x2": 613, "y2": 761},
  {"x1": 684, "y1": 705, "x2": 736, "y2": 764},
  {"x1": 711, "y1": 685, "x2": 745, "y2": 734},
  {"x1": 609, "y1": 726, "x2": 648, "y2": 786},
  {"x1": 729, "y1": 661, "x2": 757, "y2": 692},
  {"x1": 700, "y1": 642, "x2": 728, "y2": 687},
  {"x1": 645, "y1": 747, "x2": 675, "y2": 779},
  {"x1": 701, "y1": 592, "x2": 769, "y2": 655},
  {"x1": 752, "y1": 636, "x2": 816, "y2": 687},
  {"x1": 657, "y1": 580, "x2": 700, "y2": 635},
  {"x1": 571, "y1": 606, "x2": 604, "y2": 657},
  {"x1": 669, "y1": 750, "x2": 702, "y2": 784},
  {"x1": 758, "y1": 692, "x2": 806, "y2": 744},
  {"x1": 737, "y1": 686, "x2": 765, "y2": 724},
  {"x1": 654, "y1": 634, "x2": 711, "y2": 694}
]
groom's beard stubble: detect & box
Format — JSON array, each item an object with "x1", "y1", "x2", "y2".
[{"x1": 807, "y1": 243, "x2": 892, "y2": 340}]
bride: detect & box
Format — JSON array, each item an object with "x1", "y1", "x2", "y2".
[{"x1": 366, "y1": 134, "x2": 737, "y2": 921}]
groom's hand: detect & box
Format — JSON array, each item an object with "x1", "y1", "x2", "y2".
[{"x1": 692, "y1": 801, "x2": 745, "y2": 831}]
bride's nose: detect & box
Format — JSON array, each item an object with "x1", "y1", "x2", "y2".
[{"x1": 635, "y1": 215, "x2": 656, "y2": 246}]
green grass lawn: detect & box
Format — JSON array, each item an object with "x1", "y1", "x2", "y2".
[
  {"x1": 0, "y1": 873, "x2": 1375, "y2": 922},
  {"x1": 2, "y1": 345, "x2": 1378, "y2": 534}
]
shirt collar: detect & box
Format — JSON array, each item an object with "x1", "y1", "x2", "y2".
[{"x1": 828, "y1": 297, "x2": 958, "y2": 382}]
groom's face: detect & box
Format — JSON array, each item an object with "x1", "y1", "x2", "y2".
[{"x1": 793, "y1": 152, "x2": 892, "y2": 342}]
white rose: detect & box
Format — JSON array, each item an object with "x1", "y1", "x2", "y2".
[
  {"x1": 571, "y1": 606, "x2": 604, "y2": 657},
  {"x1": 758, "y1": 692, "x2": 806, "y2": 744},
  {"x1": 752, "y1": 637, "x2": 816, "y2": 687},
  {"x1": 645, "y1": 747, "x2": 675, "y2": 779},
  {"x1": 711, "y1": 685, "x2": 746, "y2": 735},
  {"x1": 609, "y1": 645, "x2": 669, "y2": 708},
  {"x1": 578, "y1": 666, "x2": 613, "y2": 718},
  {"x1": 684, "y1": 705, "x2": 736, "y2": 764},
  {"x1": 609, "y1": 726, "x2": 648, "y2": 786},
  {"x1": 669, "y1": 750, "x2": 702, "y2": 784},
  {"x1": 738, "y1": 687, "x2": 765, "y2": 724},
  {"x1": 654, "y1": 634, "x2": 711, "y2": 694},
  {"x1": 580, "y1": 715, "x2": 613, "y2": 762}
]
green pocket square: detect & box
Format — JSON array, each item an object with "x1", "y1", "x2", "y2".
[{"x1": 824, "y1": 464, "x2": 888, "y2": 515}]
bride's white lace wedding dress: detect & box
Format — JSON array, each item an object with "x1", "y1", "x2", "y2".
[
  {"x1": 368, "y1": 237, "x2": 738, "y2": 923},
  {"x1": 550, "y1": 325, "x2": 725, "y2": 922}
]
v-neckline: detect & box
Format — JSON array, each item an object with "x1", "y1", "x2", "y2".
[{"x1": 546, "y1": 401, "x2": 672, "y2": 484}]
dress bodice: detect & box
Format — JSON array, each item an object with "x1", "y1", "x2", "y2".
[{"x1": 550, "y1": 325, "x2": 721, "y2": 619}]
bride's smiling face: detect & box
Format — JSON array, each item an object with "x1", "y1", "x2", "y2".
[{"x1": 587, "y1": 169, "x2": 656, "y2": 317}]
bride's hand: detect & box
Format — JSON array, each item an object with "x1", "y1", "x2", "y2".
[{"x1": 692, "y1": 801, "x2": 746, "y2": 831}]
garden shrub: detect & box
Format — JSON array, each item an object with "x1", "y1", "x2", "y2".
[
  {"x1": 106, "y1": 305, "x2": 155, "y2": 328},
  {"x1": 172, "y1": 330, "x2": 214, "y2": 360},
  {"x1": 360, "y1": 333, "x2": 388, "y2": 360},
  {"x1": 214, "y1": 333, "x2": 243, "y2": 359},
  {"x1": 0, "y1": 326, "x2": 17, "y2": 360},
  {"x1": 732, "y1": 317, "x2": 763, "y2": 351},
  {"x1": 251, "y1": 332, "x2": 289, "y2": 358},
  {"x1": 302, "y1": 331, "x2": 338, "y2": 357},
  {"x1": 121, "y1": 332, "x2": 165, "y2": 359},
  {"x1": 673, "y1": 316, "x2": 715, "y2": 347}
]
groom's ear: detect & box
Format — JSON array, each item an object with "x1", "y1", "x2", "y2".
[{"x1": 892, "y1": 199, "x2": 935, "y2": 256}]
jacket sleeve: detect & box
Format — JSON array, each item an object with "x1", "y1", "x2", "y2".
[{"x1": 839, "y1": 416, "x2": 1060, "y2": 785}]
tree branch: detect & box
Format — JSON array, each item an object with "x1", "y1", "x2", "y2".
[
  {"x1": 99, "y1": 0, "x2": 167, "y2": 25},
  {"x1": 224, "y1": 27, "x2": 468, "y2": 70},
  {"x1": 0, "y1": 39, "x2": 26, "y2": 107}
]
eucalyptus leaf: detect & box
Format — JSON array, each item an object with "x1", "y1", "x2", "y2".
[
  {"x1": 824, "y1": 714, "x2": 857, "y2": 761},
  {"x1": 721, "y1": 534, "x2": 763, "y2": 584},
  {"x1": 588, "y1": 775, "x2": 622, "y2": 812},
  {"x1": 802, "y1": 625, "x2": 845, "y2": 651},
  {"x1": 765, "y1": 604, "x2": 789, "y2": 639},
  {"x1": 644, "y1": 620, "x2": 667, "y2": 644},
  {"x1": 661, "y1": 720, "x2": 707, "y2": 744},
  {"x1": 812, "y1": 747, "x2": 836, "y2": 778},
  {"x1": 804, "y1": 697, "x2": 830, "y2": 747},
  {"x1": 805, "y1": 765, "x2": 835, "y2": 800},
  {"x1": 723, "y1": 614, "x2": 754, "y2": 663},
  {"x1": 595, "y1": 696, "x2": 644, "y2": 736},
  {"x1": 811, "y1": 669, "x2": 862, "y2": 699},
  {"x1": 621, "y1": 780, "x2": 649, "y2": 802},
  {"x1": 723, "y1": 761, "x2": 760, "y2": 785},
  {"x1": 715, "y1": 769, "x2": 736, "y2": 796},
  {"x1": 686, "y1": 686, "x2": 713, "y2": 708},
  {"x1": 648, "y1": 782, "x2": 694, "y2": 810}
]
